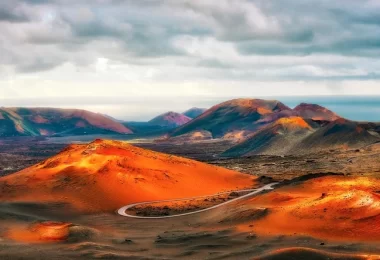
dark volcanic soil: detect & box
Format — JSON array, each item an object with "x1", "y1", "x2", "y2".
[
  {"x1": 1, "y1": 201, "x2": 380, "y2": 260},
  {"x1": 0, "y1": 137, "x2": 65, "y2": 177},
  {"x1": 138, "y1": 141, "x2": 380, "y2": 181}
]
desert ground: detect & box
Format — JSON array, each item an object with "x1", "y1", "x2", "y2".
[{"x1": 1, "y1": 137, "x2": 380, "y2": 259}]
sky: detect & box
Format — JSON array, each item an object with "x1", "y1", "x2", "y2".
[{"x1": 1, "y1": 0, "x2": 380, "y2": 120}]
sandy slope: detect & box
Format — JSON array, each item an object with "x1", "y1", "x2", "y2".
[
  {"x1": 0, "y1": 139, "x2": 256, "y2": 212},
  {"x1": 253, "y1": 247, "x2": 378, "y2": 260},
  {"x1": 224, "y1": 175, "x2": 380, "y2": 241}
]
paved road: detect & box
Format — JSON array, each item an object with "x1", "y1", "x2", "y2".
[{"x1": 117, "y1": 183, "x2": 278, "y2": 219}]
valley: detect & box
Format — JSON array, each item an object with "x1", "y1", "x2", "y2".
[{"x1": 1, "y1": 98, "x2": 380, "y2": 259}]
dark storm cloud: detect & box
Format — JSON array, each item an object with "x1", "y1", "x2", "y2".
[
  {"x1": 1, "y1": 0, "x2": 380, "y2": 78},
  {"x1": 237, "y1": 34, "x2": 380, "y2": 57},
  {"x1": 0, "y1": 2, "x2": 29, "y2": 22}
]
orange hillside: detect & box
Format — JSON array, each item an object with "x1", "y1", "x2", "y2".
[
  {"x1": 238, "y1": 175, "x2": 380, "y2": 241},
  {"x1": 0, "y1": 139, "x2": 256, "y2": 212},
  {"x1": 274, "y1": 116, "x2": 312, "y2": 130}
]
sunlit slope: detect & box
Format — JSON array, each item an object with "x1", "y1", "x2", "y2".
[
  {"x1": 0, "y1": 139, "x2": 256, "y2": 212},
  {"x1": 234, "y1": 175, "x2": 380, "y2": 241},
  {"x1": 223, "y1": 118, "x2": 379, "y2": 157},
  {"x1": 222, "y1": 117, "x2": 314, "y2": 156}
]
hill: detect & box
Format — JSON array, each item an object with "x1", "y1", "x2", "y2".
[
  {"x1": 243, "y1": 175, "x2": 380, "y2": 241},
  {"x1": 0, "y1": 107, "x2": 132, "y2": 137},
  {"x1": 0, "y1": 139, "x2": 256, "y2": 212},
  {"x1": 222, "y1": 117, "x2": 314, "y2": 157},
  {"x1": 149, "y1": 111, "x2": 192, "y2": 128},
  {"x1": 294, "y1": 103, "x2": 341, "y2": 121},
  {"x1": 171, "y1": 99, "x2": 293, "y2": 138},
  {"x1": 294, "y1": 118, "x2": 380, "y2": 152},
  {"x1": 223, "y1": 118, "x2": 379, "y2": 157},
  {"x1": 182, "y1": 107, "x2": 207, "y2": 119}
]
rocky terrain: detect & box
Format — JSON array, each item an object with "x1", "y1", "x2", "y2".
[{"x1": 1, "y1": 99, "x2": 380, "y2": 259}]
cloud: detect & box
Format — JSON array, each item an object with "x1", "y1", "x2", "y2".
[
  {"x1": 0, "y1": 0, "x2": 380, "y2": 117},
  {"x1": 0, "y1": 2, "x2": 30, "y2": 22},
  {"x1": 169, "y1": 0, "x2": 282, "y2": 41},
  {"x1": 0, "y1": 0, "x2": 378, "y2": 74}
]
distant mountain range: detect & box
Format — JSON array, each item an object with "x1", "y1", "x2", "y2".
[
  {"x1": 1, "y1": 100, "x2": 379, "y2": 157},
  {"x1": 0, "y1": 107, "x2": 207, "y2": 137},
  {"x1": 168, "y1": 98, "x2": 380, "y2": 156},
  {"x1": 0, "y1": 107, "x2": 133, "y2": 137},
  {"x1": 171, "y1": 99, "x2": 291, "y2": 140},
  {"x1": 123, "y1": 108, "x2": 207, "y2": 135},
  {"x1": 171, "y1": 99, "x2": 342, "y2": 139}
]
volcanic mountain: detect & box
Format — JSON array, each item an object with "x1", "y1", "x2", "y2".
[
  {"x1": 294, "y1": 118, "x2": 380, "y2": 153},
  {"x1": 294, "y1": 103, "x2": 341, "y2": 121},
  {"x1": 0, "y1": 139, "x2": 255, "y2": 212},
  {"x1": 149, "y1": 111, "x2": 192, "y2": 128},
  {"x1": 0, "y1": 107, "x2": 132, "y2": 137},
  {"x1": 222, "y1": 117, "x2": 314, "y2": 157},
  {"x1": 171, "y1": 99, "x2": 293, "y2": 139},
  {"x1": 223, "y1": 118, "x2": 379, "y2": 157},
  {"x1": 182, "y1": 107, "x2": 207, "y2": 119}
]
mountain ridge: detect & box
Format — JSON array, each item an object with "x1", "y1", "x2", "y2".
[{"x1": 0, "y1": 107, "x2": 133, "y2": 137}]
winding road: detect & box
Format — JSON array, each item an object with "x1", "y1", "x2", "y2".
[{"x1": 117, "y1": 182, "x2": 278, "y2": 219}]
